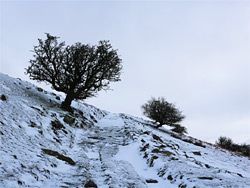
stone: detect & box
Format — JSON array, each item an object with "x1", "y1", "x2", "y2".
[
  {"x1": 51, "y1": 119, "x2": 65, "y2": 129},
  {"x1": 37, "y1": 87, "x2": 43, "y2": 92},
  {"x1": 1, "y1": 94, "x2": 7, "y2": 101},
  {"x1": 63, "y1": 114, "x2": 75, "y2": 125},
  {"x1": 198, "y1": 177, "x2": 213, "y2": 180},
  {"x1": 152, "y1": 134, "x2": 163, "y2": 142},
  {"x1": 84, "y1": 180, "x2": 98, "y2": 188},
  {"x1": 146, "y1": 179, "x2": 158, "y2": 183},
  {"x1": 193, "y1": 151, "x2": 201, "y2": 156},
  {"x1": 167, "y1": 175, "x2": 173, "y2": 180},
  {"x1": 42, "y1": 149, "x2": 76, "y2": 165}
]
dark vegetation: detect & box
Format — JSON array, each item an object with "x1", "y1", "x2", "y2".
[
  {"x1": 141, "y1": 97, "x2": 187, "y2": 134},
  {"x1": 26, "y1": 33, "x2": 122, "y2": 111},
  {"x1": 216, "y1": 136, "x2": 250, "y2": 156}
]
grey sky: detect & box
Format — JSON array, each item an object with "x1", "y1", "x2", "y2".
[{"x1": 1, "y1": 0, "x2": 249, "y2": 143}]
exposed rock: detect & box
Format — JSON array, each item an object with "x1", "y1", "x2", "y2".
[
  {"x1": 51, "y1": 119, "x2": 65, "y2": 130},
  {"x1": 84, "y1": 180, "x2": 98, "y2": 188},
  {"x1": 143, "y1": 131, "x2": 150, "y2": 135},
  {"x1": 42, "y1": 149, "x2": 76, "y2": 165},
  {"x1": 152, "y1": 148, "x2": 160, "y2": 153},
  {"x1": 237, "y1": 173, "x2": 243, "y2": 178},
  {"x1": 148, "y1": 155, "x2": 159, "y2": 167},
  {"x1": 179, "y1": 184, "x2": 187, "y2": 188},
  {"x1": 146, "y1": 179, "x2": 158, "y2": 183},
  {"x1": 152, "y1": 134, "x2": 163, "y2": 142},
  {"x1": 193, "y1": 151, "x2": 201, "y2": 156},
  {"x1": 55, "y1": 96, "x2": 60, "y2": 100},
  {"x1": 205, "y1": 164, "x2": 210, "y2": 168},
  {"x1": 152, "y1": 149, "x2": 174, "y2": 156},
  {"x1": 1, "y1": 94, "x2": 7, "y2": 101},
  {"x1": 36, "y1": 87, "x2": 43, "y2": 92},
  {"x1": 140, "y1": 143, "x2": 149, "y2": 152},
  {"x1": 63, "y1": 114, "x2": 75, "y2": 125},
  {"x1": 17, "y1": 180, "x2": 23, "y2": 185},
  {"x1": 29, "y1": 121, "x2": 37, "y2": 128},
  {"x1": 167, "y1": 175, "x2": 173, "y2": 180},
  {"x1": 198, "y1": 177, "x2": 213, "y2": 180}
]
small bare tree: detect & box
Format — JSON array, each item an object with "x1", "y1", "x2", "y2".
[{"x1": 141, "y1": 97, "x2": 186, "y2": 131}]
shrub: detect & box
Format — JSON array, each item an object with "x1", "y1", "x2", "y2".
[
  {"x1": 171, "y1": 124, "x2": 187, "y2": 134},
  {"x1": 216, "y1": 136, "x2": 250, "y2": 156},
  {"x1": 215, "y1": 136, "x2": 233, "y2": 150},
  {"x1": 215, "y1": 136, "x2": 233, "y2": 149}
]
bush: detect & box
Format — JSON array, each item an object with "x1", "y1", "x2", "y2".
[
  {"x1": 215, "y1": 136, "x2": 233, "y2": 150},
  {"x1": 171, "y1": 124, "x2": 187, "y2": 134},
  {"x1": 141, "y1": 97, "x2": 186, "y2": 131},
  {"x1": 26, "y1": 33, "x2": 122, "y2": 111},
  {"x1": 216, "y1": 136, "x2": 250, "y2": 156}
]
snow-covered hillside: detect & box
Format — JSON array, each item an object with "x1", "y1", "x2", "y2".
[{"x1": 0, "y1": 73, "x2": 249, "y2": 188}]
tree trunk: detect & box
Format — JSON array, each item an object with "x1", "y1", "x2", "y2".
[{"x1": 61, "y1": 94, "x2": 74, "y2": 111}]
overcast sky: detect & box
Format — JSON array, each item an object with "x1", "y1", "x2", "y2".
[{"x1": 1, "y1": 0, "x2": 249, "y2": 144}]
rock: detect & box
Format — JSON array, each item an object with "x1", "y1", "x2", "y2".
[
  {"x1": 51, "y1": 119, "x2": 64, "y2": 130},
  {"x1": 17, "y1": 180, "x2": 23, "y2": 185},
  {"x1": 36, "y1": 87, "x2": 43, "y2": 92},
  {"x1": 55, "y1": 96, "x2": 60, "y2": 100},
  {"x1": 167, "y1": 175, "x2": 173, "y2": 180},
  {"x1": 193, "y1": 151, "x2": 201, "y2": 156},
  {"x1": 84, "y1": 180, "x2": 98, "y2": 188},
  {"x1": 198, "y1": 177, "x2": 213, "y2": 180},
  {"x1": 148, "y1": 155, "x2": 159, "y2": 167},
  {"x1": 237, "y1": 173, "x2": 243, "y2": 178},
  {"x1": 152, "y1": 134, "x2": 163, "y2": 142},
  {"x1": 29, "y1": 121, "x2": 37, "y2": 128},
  {"x1": 152, "y1": 149, "x2": 160, "y2": 153},
  {"x1": 140, "y1": 143, "x2": 149, "y2": 152},
  {"x1": 146, "y1": 179, "x2": 158, "y2": 183},
  {"x1": 63, "y1": 114, "x2": 75, "y2": 125},
  {"x1": 143, "y1": 152, "x2": 148, "y2": 158},
  {"x1": 143, "y1": 131, "x2": 150, "y2": 135},
  {"x1": 1, "y1": 94, "x2": 7, "y2": 101},
  {"x1": 42, "y1": 149, "x2": 76, "y2": 165},
  {"x1": 152, "y1": 149, "x2": 174, "y2": 156},
  {"x1": 205, "y1": 164, "x2": 210, "y2": 168},
  {"x1": 179, "y1": 184, "x2": 187, "y2": 188}
]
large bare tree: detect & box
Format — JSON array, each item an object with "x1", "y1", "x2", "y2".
[{"x1": 26, "y1": 34, "x2": 122, "y2": 111}]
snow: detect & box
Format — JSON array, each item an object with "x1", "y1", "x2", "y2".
[
  {"x1": 0, "y1": 72, "x2": 250, "y2": 188},
  {"x1": 114, "y1": 143, "x2": 175, "y2": 188},
  {"x1": 96, "y1": 113, "x2": 124, "y2": 128}
]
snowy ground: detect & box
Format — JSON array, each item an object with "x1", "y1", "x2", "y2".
[{"x1": 0, "y1": 72, "x2": 250, "y2": 188}]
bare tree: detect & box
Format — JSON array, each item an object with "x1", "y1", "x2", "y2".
[
  {"x1": 26, "y1": 33, "x2": 122, "y2": 111},
  {"x1": 141, "y1": 97, "x2": 185, "y2": 130}
]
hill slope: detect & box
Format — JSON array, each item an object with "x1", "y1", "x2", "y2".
[{"x1": 0, "y1": 73, "x2": 249, "y2": 188}]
